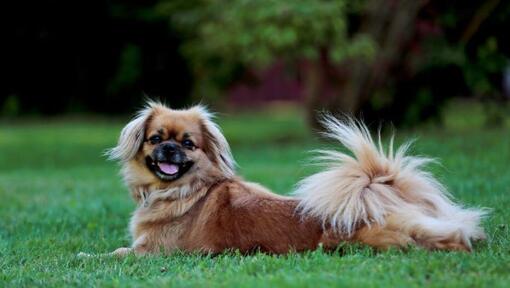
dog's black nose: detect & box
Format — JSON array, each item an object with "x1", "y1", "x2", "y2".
[
  {"x1": 161, "y1": 142, "x2": 179, "y2": 154},
  {"x1": 156, "y1": 142, "x2": 186, "y2": 163}
]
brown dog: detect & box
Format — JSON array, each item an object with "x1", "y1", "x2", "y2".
[{"x1": 89, "y1": 102, "x2": 486, "y2": 256}]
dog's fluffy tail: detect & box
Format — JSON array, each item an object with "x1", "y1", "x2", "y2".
[{"x1": 293, "y1": 116, "x2": 487, "y2": 248}]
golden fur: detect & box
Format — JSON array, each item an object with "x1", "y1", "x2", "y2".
[{"x1": 81, "y1": 102, "x2": 487, "y2": 257}]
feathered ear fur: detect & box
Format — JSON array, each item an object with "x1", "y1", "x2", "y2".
[
  {"x1": 191, "y1": 105, "x2": 236, "y2": 178},
  {"x1": 106, "y1": 102, "x2": 156, "y2": 162}
]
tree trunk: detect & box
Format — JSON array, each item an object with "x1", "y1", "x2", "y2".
[{"x1": 303, "y1": 0, "x2": 428, "y2": 128}]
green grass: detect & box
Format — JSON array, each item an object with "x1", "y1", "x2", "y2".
[{"x1": 1, "y1": 107, "x2": 509, "y2": 287}]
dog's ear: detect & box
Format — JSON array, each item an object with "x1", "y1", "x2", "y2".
[
  {"x1": 192, "y1": 105, "x2": 236, "y2": 177},
  {"x1": 106, "y1": 105, "x2": 154, "y2": 162}
]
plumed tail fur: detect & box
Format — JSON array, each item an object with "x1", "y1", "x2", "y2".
[{"x1": 293, "y1": 116, "x2": 487, "y2": 248}]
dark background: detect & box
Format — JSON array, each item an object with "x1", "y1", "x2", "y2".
[
  {"x1": 3, "y1": 0, "x2": 191, "y2": 114},
  {"x1": 2, "y1": 0, "x2": 509, "y2": 126}
]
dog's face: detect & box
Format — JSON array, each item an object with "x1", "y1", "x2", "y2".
[
  {"x1": 108, "y1": 102, "x2": 235, "y2": 190},
  {"x1": 142, "y1": 110, "x2": 206, "y2": 182}
]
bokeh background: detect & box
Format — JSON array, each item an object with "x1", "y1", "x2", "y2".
[{"x1": 3, "y1": 0, "x2": 510, "y2": 127}]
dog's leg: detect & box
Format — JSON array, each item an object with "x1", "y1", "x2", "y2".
[
  {"x1": 77, "y1": 235, "x2": 149, "y2": 258},
  {"x1": 77, "y1": 247, "x2": 133, "y2": 258},
  {"x1": 107, "y1": 234, "x2": 151, "y2": 257},
  {"x1": 352, "y1": 225, "x2": 415, "y2": 250},
  {"x1": 416, "y1": 237, "x2": 470, "y2": 251},
  {"x1": 352, "y1": 224, "x2": 470, "y2": 251},
  {"x1": 111, "y1": 247, "x2": 133, "y2": 256},
  {"x1": 77, "y1": 246, "x2": 147, "y2": 258},
  {"x1": 383, "y1": 213, "x2": 471, "y2": 252}
]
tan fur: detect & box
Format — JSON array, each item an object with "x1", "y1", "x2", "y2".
[
  {"x1": 86, "y1": 103, "x2": 487, "y2": 257},
  {"x1": 294, "y1": 116, "x2": 487, "y2": 251}
]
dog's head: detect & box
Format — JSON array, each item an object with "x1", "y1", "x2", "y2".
[{"x1": 108, "y1": 102, "x2": 235, "y2": 190}]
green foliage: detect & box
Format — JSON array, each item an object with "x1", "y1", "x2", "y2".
[
  {"x1": 419, "y1": 0, "x2": 510, "y2": 99},
  {"x1": 420, "y1": 37, "x2": 508, "y2": 98},
  {"x1": 156, "y1": 0, "x2": 375, "y2": 98},
  {"x1": 463, "y1": 37, "x2": 508, "y2": 96},
  {"x1": 1, "y1": 107, "x2": 510, "y2": 286},
  {"x1": 0, "y1": 95, "x2": 20, "y2": 117}
]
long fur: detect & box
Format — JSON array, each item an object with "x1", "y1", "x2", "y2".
[
  {"x1": 105, "y1": 102, "x2": 236, "y2": 204},
  {"x1": 293, "y1": 115, "x2": 487, "y2": 248},
  {"x1": 106, "y1": 103, "x2": 154, "y2": 162},
  {"x1": 80, "y1": 103, "x2": 488, "y2": 257},
  {"x1": 189, "y1": 105, "x2": 236, "y2": 178}
]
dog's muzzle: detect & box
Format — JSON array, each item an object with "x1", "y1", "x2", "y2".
[{"x1": 146, "y1": 142, "x2": 194, "y2": 181}]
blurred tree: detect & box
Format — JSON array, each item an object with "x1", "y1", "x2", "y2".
[
  {"x1": 3, "y1": 0, "x2": 508, "y2": 123},
  {"x1": 157, "y1": 0, "x2": 510, "y2": 127},
  {"x1": 447, "y1": 0, "x2": 509, "y2": 126},
  {"x1": 156, "y1": 0, "x2": 376, "y2": 125},
  {"x1": 383, "y1": 0, "x2": 510, "y2": 126},
  {"x1": 343, "y1": 0, "x2": 510, "y2": 126}
]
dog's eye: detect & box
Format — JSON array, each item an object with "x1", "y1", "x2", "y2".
[
  {"x1": 149, "y1": 135, "x2": 162, "y2": 145},
  {"x1": 182, "y1": 139, "x2": 195, "y2": 149}
]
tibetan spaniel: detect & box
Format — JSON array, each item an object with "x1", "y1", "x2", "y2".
[{"x1": 80, "y1": 102, "x2": 486, "y2": 257}]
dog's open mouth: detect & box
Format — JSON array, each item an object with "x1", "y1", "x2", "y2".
[{"x1": 147, "y1": 158, "x2": 194, "y2": 181}]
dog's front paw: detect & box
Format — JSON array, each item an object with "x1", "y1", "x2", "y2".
[
  {"x1": 112, "y1": 247, "x2": 133, "y2": 256},
  {"x1": 77, "y1": 248, "x2": 133, "y2": 258},
  {"x1": 77, "y1": 252, "x2": 93, "y2": 258}
]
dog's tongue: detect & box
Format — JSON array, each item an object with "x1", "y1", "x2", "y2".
[{"x1": 158, "y1": 163, "x2": 179, "y2": 175}]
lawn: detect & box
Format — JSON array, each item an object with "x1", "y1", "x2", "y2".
[{"x1": 0, "y1": 106, "x2": 509, "y2": 287}]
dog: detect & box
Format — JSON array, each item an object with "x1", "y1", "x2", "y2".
[{"x1": 91, "y1": 101, "x2": 487, "y2": 256}]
